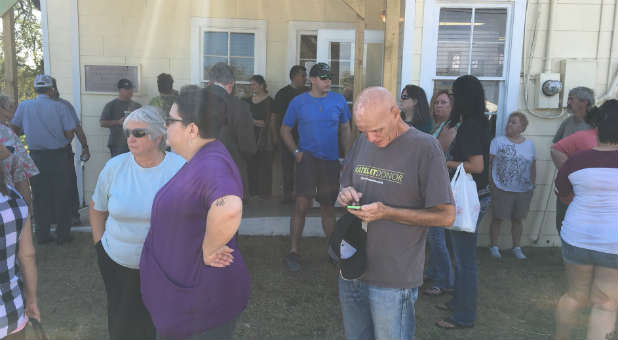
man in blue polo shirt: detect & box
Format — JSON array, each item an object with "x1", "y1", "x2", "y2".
[
  {"x1": 11, "y1": 74, "x2": 77, "y2": 245},
  {"x1": 281, "y1": 62, "x2": 352, "y2": 271}
]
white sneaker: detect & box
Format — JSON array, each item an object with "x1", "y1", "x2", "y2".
[
  {"x1": 489, "y1": 246, "x2": 502, "y2": 259},
  {"x1": 512, "y1": 247, "x2": 527, "y2": 260}
]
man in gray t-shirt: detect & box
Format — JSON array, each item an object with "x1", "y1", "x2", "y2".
[
  {"x1": 337, "y1": 87, "x2": 454, "y2": 340},
  {"x1": 100, "y1": 79, "x2": 142, "y2": 157}
]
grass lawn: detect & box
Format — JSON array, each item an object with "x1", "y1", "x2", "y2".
[{"x1": 31, "y1": 232, "x2": 590, "y2": 339}]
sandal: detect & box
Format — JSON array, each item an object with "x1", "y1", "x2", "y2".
[
  {"x1": 423, "y1": 287, "x2": 446, "y2": 296},
  {"x1": 435, "y1": 318, "x2": 474, "y2": 330}
]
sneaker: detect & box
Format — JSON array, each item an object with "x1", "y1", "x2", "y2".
[
  {"x1": 512, "y1": 247, "x2": 527, "y2": 260},
  {"x1": 284, "y1": 252, "x2": 301, "y2": 272},
  {"x1": 489, "y1": 246, "x2": 502, "y2": 259}
]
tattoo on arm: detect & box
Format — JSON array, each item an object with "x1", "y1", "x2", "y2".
[{"x1": 215, "y1": 198, "x2": 226, "y2": 207}]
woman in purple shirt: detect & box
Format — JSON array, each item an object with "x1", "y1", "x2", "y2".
[{"x1": 140, "y1": 87, "x2": 250, "y2": 339}]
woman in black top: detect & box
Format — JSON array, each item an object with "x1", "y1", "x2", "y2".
[
  {"x1": 435, "y1": 75, "x2": 491, "y2": 330},
  {"x1": 244, "y1": 75, "x2": 276, "y2": 198}
]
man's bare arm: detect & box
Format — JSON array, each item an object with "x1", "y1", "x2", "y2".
[
  {"x1": 100, "y1": 119, "x2": 123, "y2": 128},
  {"x1": 280, "y1": 124, "x2": 298, "y2": 154},
  {"x1": 348, "y1": 202, "x2": 455, "y2": 227},
  {"x1": 75, "y1": 125, "x2": 88, "y2": 149},
  {"x1": 550, "y1": 147, "x2": 568, "y2": 169}
]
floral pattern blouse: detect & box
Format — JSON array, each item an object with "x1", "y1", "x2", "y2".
[{"x1": 0, "y1": 125, "x2": 39, "y2": 187}]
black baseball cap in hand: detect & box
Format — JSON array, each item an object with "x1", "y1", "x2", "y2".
[{"x1": 328, "y1": 213, "x2": 367, "y2": 280}]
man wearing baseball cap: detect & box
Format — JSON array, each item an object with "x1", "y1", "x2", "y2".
[
  {"x1": 100, "y1": 78, "x2": 142, "y2": 156},
  {"x1": 280, "y1": 62, "x2": 353, "y2": 271},
  {"x1": 10, "y1": 74, "x2": 78, "y2": 244}
]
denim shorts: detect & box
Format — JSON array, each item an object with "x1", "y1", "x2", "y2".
[{"x1": 561, "y1": 238, "x2": 618, "y2": 269}]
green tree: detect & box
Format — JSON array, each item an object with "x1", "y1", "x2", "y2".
[{"x1": 0, "y1": 0, "x2": 43, "y2": 102}]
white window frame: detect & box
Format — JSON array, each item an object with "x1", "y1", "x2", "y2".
[
  {"x1": 190, "y1": 18, "x2": 267, "y2": 85},
  {"x1": 287, "y1": 21, "x2": 357, "y2": 74},
  {"x1": 418, "y1": 0, "x2": 526, "y2": 135}
]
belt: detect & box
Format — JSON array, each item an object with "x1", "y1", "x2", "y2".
[{"x1": 30, "y1": 145, "x2": 71, "y2": 153}]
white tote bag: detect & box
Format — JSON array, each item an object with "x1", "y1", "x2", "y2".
[{"x1": 450, "y1": 163, "x2": 480, "y2": 233}]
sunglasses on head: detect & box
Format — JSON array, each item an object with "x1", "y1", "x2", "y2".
[
  {"x1": 124, "y1": 128, "x2": 149, "y2": 138},
  {"x1": 319, "y1": 74, "x2": 333, "y2": 80}
]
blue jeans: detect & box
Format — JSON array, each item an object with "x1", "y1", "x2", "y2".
[
  {"x1": 424, "y1": 227, "x2": 454, "y2": 289},
  {"x1": 445, "y1": 194, "x2": 491, "y2": 326},
  {"x1": 338, "y1": 276, "x2": 419, "y2": 340}
]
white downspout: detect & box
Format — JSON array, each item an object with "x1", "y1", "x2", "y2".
[
  {"x1": 399, "y1": 0, "x2": 415, "y2": 92},
  {"x1": 597, "y1": 0, "x2": 618, "y2": 103},
  {"x1": 70, "y1": 0, "x2": 84, "y2": 206},
  {"x1": 40, "y1": 0, "x2": 50, "y2": 74},
  {"x1": 543, "y1": 0, "x2": 557, "y2": 72},
  {"x1": 607, "y1": 0, "x2": 618, "y2": 86}
]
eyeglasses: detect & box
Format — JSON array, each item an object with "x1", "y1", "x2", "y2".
[
  {"x1": 124, "y1": 128, "x2": 149, "y2": 138},
  {"x1": 164, "y1": 117, "x2": 183, "y2": 127},
  {"x1": 401, "y1": 93, "x2": 409, "y2": 100}
]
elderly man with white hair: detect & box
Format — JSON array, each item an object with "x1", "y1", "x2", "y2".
[
  {"x1": 336, "y1": 87, "x2": 455, "y2": 340},
  {"x1": 89, "y1": 106, "x2": 185, "y2": 340}
]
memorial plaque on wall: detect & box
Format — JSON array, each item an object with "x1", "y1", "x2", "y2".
[{"x1": 84, "y1": 65, "x2": 139, "y2": 92}]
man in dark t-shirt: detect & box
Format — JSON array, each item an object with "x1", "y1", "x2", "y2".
[
  {"x1": 100, "y1": 79, "x2": 142, "y2": 157},
  {"x1": 337, "y1": 87, "x2": 454, "y2": 340},
  {"x1": 273, "y1": 65, "x2": 308, "y2": 203}
]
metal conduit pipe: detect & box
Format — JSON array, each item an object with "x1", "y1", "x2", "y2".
[
  {"x1": 608, "y1": 0, "x2": 618, "y2": 86},
  {"x1": 543, "y1": 0, "x2": 557, "y2": 73},
  {"x1": 598, "y1": 0, "x2": 618, "y2": 103}
]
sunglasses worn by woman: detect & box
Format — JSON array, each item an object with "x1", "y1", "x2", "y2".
[
  {"x1": 90, "y1": 106, "x2": 185, "y2": 340},
  {"x1": 123, "y1": 128, "x2": 150, "y2": 138}
]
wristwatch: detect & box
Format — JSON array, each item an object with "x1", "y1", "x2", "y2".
[{"x1": 294, "y1": 149, "x2": 300, "y2": 155}]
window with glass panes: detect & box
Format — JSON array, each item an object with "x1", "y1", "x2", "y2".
[
  {"x1": 433, "y1": 7, "x2": 508, "y2": 114},
  {"x1": 299, "y1": 34, "x2": 317, "y2": 71},
  {"x1": 203, "y1": 31, "x2": 255, "y2": 83},
  {"x1": 297, "y1": 34, "x2": 354, "y2": 97}
]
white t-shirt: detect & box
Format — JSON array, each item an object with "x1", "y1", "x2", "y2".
[
  {"x1": 92, "y1": 152, "x2": 185, "y2": 269},
  {"x1": 556, "y1": 150, "x2": 618, "y2": 255},
  {"x1": 490, "y1": 136, "x2": 535, "y2": 192}
]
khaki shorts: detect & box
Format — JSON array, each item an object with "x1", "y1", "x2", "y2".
[{"x1": 491, "y1": 187, "x2": 533, "y2": 220}]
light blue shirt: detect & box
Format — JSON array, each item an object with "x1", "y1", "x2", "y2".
[
  {"x1": 11, "y1": 94, "x2": 77, "y2": 150},
  {"x1": 92, "y1": 151, "x2": 185, "y2": 269}
]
